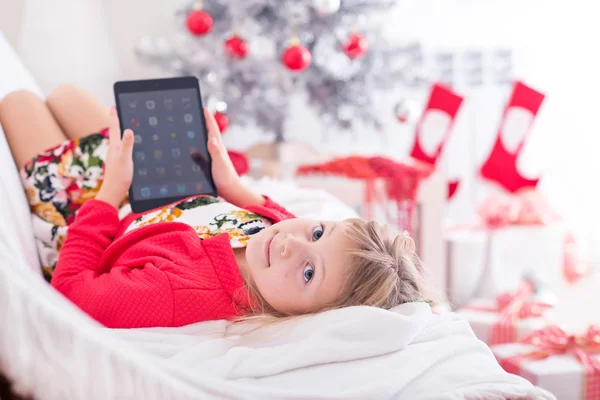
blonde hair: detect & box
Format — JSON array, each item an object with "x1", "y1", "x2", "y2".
[{"x1": 237, "y1": 218, "x2": 432, "y2": 323}]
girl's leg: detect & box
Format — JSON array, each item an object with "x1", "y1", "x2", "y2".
[
  {"x1": 46, "y1": 84, "x2": 110, "y2": 140},
  {"x1": 0, "y1": 90, "x2": 68, "y2": 169}
]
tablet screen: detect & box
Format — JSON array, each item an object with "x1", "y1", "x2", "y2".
[{"x1": 118, "y1": 88, "x2": 212, "y2": 202}]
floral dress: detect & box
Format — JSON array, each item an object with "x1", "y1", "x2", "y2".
[{"x1": 20, "y1": 130, "x2": 270, "y2": 281}]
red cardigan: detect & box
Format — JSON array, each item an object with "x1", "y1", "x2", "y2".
[{"x1": 51, "y1": 197, "x2": 295, "y2": 329}]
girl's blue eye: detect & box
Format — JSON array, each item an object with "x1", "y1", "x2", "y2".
[
  {"x1": 312, "y1": 225, "x2": 324, "y2": 241},
  {"x1": 303, "y1": 265, "x2": 314, "y2": 283}
]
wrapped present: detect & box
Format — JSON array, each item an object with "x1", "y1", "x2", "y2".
[
  {"x1": 492, "y1": 326, "x2": 600, "y2": 400},
  {"x1": 446, "y1": 190, "x2": 586, "y2": 306},
  {"x1": 457, "y1": 281, "x2": 556, "y2": 345}
]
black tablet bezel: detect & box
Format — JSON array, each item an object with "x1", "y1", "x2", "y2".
[{"x1": 114, "y1": 76, "x2": 217, "y2": 213}]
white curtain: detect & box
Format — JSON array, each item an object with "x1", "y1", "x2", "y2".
[{"x1": 17, "y1": 0, "x2": 120, "y2": 105}]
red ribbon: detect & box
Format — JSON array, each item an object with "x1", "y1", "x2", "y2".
[
  {"x1": 466, "y1": 282, "x2": 553, "y2": 345},
  {"x1": 296, "y1": 156, "x2": 433, "y2": 233},
  {"x1": 500, "y1": 326, "x2": 600, "y2": 400}
]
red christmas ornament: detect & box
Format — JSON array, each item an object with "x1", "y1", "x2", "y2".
[
  {"x1": 225, "y1": 35, "x2": 249, "y2": 59},
  {"x1": 343, "y1": 33, "x2": 368, "y2": 59},
  {"x1": 214, "y1": 112, "x2": 229, "y2": 133},
  {"x1": 186, "y1": 10, "x2": 213, "y2": 36},
  {"x1": 282, "y1": 44, "x2": 312, "y2": 71}
]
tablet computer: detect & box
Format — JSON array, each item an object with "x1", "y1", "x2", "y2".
[{"x1": 114, "y1": 76, "x2": 217, "y2": 213}]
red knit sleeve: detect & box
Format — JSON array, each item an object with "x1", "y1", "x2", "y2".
[
  {"x1": 51, "y1": 200, "x2": 174, "y2": 328},
  {"x1": 244, "y1": 196, "x2": 296, "y2": 223}
]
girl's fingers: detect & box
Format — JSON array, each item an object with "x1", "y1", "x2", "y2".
[
  {"x1": 121, "y1": 129, "x2": 135, "y2": 160},
  {"x1": 108, "y1": 107, "x2": 122, "y2": 147},
  {"x1": 204, "y1": 108, "x2": 221, "y2": 139}
]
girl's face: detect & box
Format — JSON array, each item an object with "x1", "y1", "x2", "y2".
[{"x1": 245, "y1": 218, "x2": 355, "y2": 314}]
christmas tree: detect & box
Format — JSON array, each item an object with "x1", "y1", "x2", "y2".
[{"x1": 136, "y1": 0, "x2": 423, "y2": 142}]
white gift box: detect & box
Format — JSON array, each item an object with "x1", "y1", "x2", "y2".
[
  {"x1": 492, "y1": 342, "x2": 600, "y2": 400},
  {"x1": 446, "y1": 224, "x2": 566, "y2": 308},
  {"x1": 457, "y1": 298, "x2": 553, "y2": 345}
]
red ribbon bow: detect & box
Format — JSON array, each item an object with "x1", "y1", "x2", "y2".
[
  {"x1": 501, "y1": 326, "x2": 600, "y2": 400},
  {"x1": 467, "y1": 282, "x2": 553, "y2": 345}
]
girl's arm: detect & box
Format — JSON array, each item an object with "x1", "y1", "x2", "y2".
[
  {"x1": 52, "y1": 199, "x2": 175, "y2": 328},
  {"x1": 201, "y1": 109, "x2": 266, "y2": 207}
]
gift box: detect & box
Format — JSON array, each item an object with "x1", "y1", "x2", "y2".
[
  {"x1": 457, "y1": 283, "x2": 555, "y2": 345},
  {"x1": 445, "y1": 191, "x2": 574, "y2": 307},
  {"x1": 447, "y1": 224, "x2": 566, "y2": 307},
  {"x1": 492, "y1": 326, "x2": 600, "y2": 400}
]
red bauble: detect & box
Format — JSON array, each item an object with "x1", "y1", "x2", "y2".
[
  {"x1": 214, "y1": 112, "x2": 229, "y2": 133},
  {"x1": 282, "y1": 44, "x2": 312, "y2": 71},
  {"x1": 186, "y1": 10, "x2": 213, "y2": 36},
  {"x1": 343, "y1": 33, "x2": 368, "y2": 59},
  {"x1": 225, "y1": 35, "x2": 249, "y2": 59}
]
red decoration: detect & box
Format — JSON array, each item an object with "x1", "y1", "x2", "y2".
[
  {"x1": 225, "y1": 35, "x2": 248, "y2": 59},
  {"x1": 186, "y1": 10, "x2": 213, "y2": 36},
  {"x1": 282, "y1": 44, "x2": 312, "y2": 71},
  {"x1": 448, "y1": 180, "x2": 460, "y2": 199},
  {"x1": 227, "y1": 151, "x2": 249, "y2": 176},
  {"x1": 213, "y1": 112, "x2": 229, "y2": 133},
  {"x1": 409, "y1": 83, "x2": 464, "y2": 199},
  {"x1": 498, "y1": 325, "x2": 600, "y2": 399},
  {"x1": 480, "y1": 81, "x2": 545, "y2": 193},
  {"x1": 296, "y1": 156, "x2": 433, "y2": 232},
  {"x1": 343, "y1": 33, "x2": 368, "y2": 59},
  {"x1": 465, "y1": 282, "x2": 553, "y2": 345}
]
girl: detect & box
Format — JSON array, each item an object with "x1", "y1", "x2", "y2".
[{"x1": 0, "y1": 85, "x2": 427, "y2": 329}]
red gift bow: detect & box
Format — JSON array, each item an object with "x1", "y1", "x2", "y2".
[
  {"x1": 296, "y1": 156, "x2": 433, "y2": 233},
  {"x1": 466, "y1": 282, "x2": 553, "y2": 345},
  {"x1": 500, "y1": 325, "x2": 600, "y2": 400}
]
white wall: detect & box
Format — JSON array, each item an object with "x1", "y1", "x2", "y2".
[{"x1": 2, "y1": 0, "x2": 599, "y2": 261}]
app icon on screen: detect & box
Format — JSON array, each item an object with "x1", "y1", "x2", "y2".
[
  {"x1": 156, "y1": 167, "x2": 166, "y2": 176},
  {"x1": 130, "y1": 118, "x2": 140, "y2": 129},
  {"x1": 170, "y1": 132, "x2": 177, "y2": 140},
  {"x1": 134, "y1": 135, "x2": 143, "y2": 144},
  {"x1": 135, "y1": 151, "x2": 145, "y2": 161},
  {"x1": 171, "y1": 148, "x2": 181, "y2": 158},
  {"x1": 177, "y1": 184, "x2": 186, "y2": 194},
  {"x1": 146, "y1": 100, "x2": 155, "y2": 110},
  {"x1": 153, "y1": 150, "x2": 163, "y2": 160},
  {"x1": 141, "y1": 187, "x2": 151, "y2": 197},
  {"x1": 195, "y1": 183, "x2": 204, "y2": 191},
  {"x1": 164, "y1": 98, "x2": 173, "y2": 109},
  {"x1": 160, "y1": 186, "x2": 169, "y2": 196},
  {"x1": 152, "y1": 133, "x2": 160, "y2": 141},
  {"x1": 182, "y1": 97, "x2": 191, "y2": 108},
  {"x1": 128, "y1": 100, "x2": 137, "y2": 109},
  {"x1": 149, "y1": 116, "x2": 158, "y2": 126},
  {"x1": 184, "y1": 114, "x2": 193, "y2": 123},
  {"x1": 187, "y1": 131, "x2": 195, "y2": 139},
  {"x1": 167, "y1": 116, "x2": 175, "y2": 123},
  {"x1": 138, "y1": 168, "x2": 147, "y2": 176}
]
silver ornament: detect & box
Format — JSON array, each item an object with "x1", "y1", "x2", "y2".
[
  {"x1": 313, "y1": 0, "x2": 341, "y2": 15},
  {"x1": 215, "y1": 101, "x2": 228, "y2": 113},
  {"x1": 394, "y1": 99, "x2": 421, "y2": 123}
]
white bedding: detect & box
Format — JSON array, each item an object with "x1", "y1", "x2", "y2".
[{"x1": 0, "y1": 32, "x2": 555, "y2": 400}]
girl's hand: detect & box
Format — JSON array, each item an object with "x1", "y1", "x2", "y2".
[
  {"x1": 96, "y1": 107, "x2": 134, "y2": 209},
  {"x1": 193, "y1": 108, "x2": 264, "y2": 206}
]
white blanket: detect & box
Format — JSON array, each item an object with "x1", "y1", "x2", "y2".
[{"x1": 111, "y1": 303, "x2": 554, "y2": 400}]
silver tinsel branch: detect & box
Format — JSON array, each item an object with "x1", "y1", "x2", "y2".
[{"x1": 136, "y1": 0, "x2": 424, "y2": 141}]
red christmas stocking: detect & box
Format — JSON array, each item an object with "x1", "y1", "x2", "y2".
[
  {"x1": 480, "y1": 81, "x2": 545, "y2": 193},
  {"x1": 410, "y1": 83, "x2": 464, "y2": 199}
]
